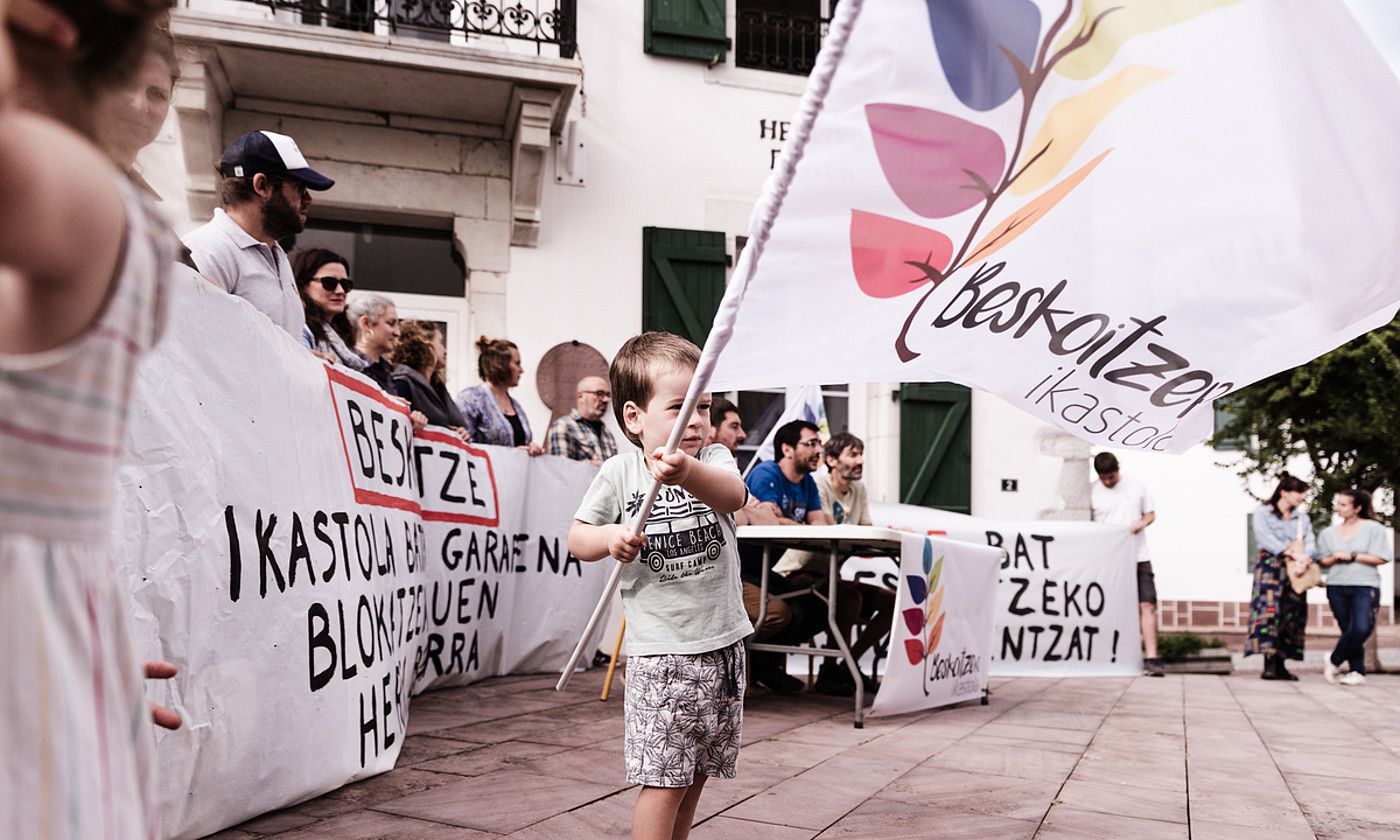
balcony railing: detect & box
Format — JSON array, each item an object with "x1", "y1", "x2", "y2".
[
  {"x1": 241, "y1": 0, "x2": 576, "y2": 57},
  {"x1": 735, "y1": 7, "x2": 830, "y2": 76}
]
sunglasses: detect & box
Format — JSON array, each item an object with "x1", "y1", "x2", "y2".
[
  {"x1": 263, "y1": 177, "x2": 310, "y2": 199},
  {"x1": 314, "y1": 276, "x2": 353, "y2": 293}
]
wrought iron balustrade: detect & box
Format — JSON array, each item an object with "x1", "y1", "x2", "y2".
[
  {"x1": 735, "y1": 6, "x2": 830, "y2": 76},
  {"x1": 241, "y1": 0, "x2": 575, "y2": 57}
]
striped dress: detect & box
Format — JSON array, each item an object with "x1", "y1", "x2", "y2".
[{"x1": 0, "y1": 181, "x2": 175, "y2": 840}]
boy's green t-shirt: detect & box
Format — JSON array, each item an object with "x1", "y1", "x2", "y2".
[{"x1": 574, "y1": 444, "x2": 751, "y2": 656}]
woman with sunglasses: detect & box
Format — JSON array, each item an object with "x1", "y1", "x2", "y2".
[{"x1": 292, "y1": 246, "x2": 366, "y2": 371}]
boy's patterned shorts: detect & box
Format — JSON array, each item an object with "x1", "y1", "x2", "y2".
[{"x1": 623, "y1": 642, "x2": 746, "y2": 787}]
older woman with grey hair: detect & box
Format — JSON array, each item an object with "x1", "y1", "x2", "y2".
[
  {"x1": 348, "y1": 292, "x2": 427, "y2": 431},
  {"x1": 347, "y1": 291, "x2": 398, "y2": 391}
]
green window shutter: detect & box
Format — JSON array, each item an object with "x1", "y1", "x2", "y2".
[
  {"x1": 641, "y1": 227, "x2": 727, "y2": 346},
  {"x1": 898, "y1": 382, "x2": 972, "y2": 514},
  {"x1": 645, "y1": 0, "x2": 729, "y2": 63}
]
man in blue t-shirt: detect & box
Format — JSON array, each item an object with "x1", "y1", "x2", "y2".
[
  {"x1": 745, "y1": 420, "x2": 833, "y2": 525},
  {"x1": 746, "y1": 421, "x2": 867, "y2": 696}
]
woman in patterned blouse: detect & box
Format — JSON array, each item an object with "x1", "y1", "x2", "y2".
[
  {"x1": 455, "y1": 336, "x2": 543, "y2": 454},
  {"x1": 1246, "y1": 472, "x2": 1315, "y2": 681}
]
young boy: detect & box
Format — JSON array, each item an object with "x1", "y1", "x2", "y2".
[{"x1": 569, "y1": 332, "x2": 751, "y2": 840}]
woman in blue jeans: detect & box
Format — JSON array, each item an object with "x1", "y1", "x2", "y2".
[{"x1": 1317, "y1": 489, "x2": 1392, "y2": 686}]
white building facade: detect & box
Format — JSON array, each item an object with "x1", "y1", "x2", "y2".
[{"x1": 156, "y1": 0, "x2": 1392, "y2": 634}]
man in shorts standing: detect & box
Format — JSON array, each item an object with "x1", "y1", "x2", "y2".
[
  {"x1": 1091, "y1": 452, "x2": 1163, "y2": 677},
  {"x1": 570, "y1": 332, "x2": 751, "y2": 840}
]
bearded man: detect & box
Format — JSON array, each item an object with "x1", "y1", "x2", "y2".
[{"x1": 184, "y1": 130, "x2": 334, "y2": 337}]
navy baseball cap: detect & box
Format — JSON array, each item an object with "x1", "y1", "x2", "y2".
[{"x1": 218, "y1": 130, "x2": 334, "y2": 190}]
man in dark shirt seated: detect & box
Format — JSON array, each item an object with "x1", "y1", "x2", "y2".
[
  {"x1": 701, "y1": 401, "x2": 814, "y2": 694},
  {"x1": 747, "y1": 420, "x2": 882, "y2": 695}
]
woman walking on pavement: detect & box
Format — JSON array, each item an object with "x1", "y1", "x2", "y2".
[
  {"x1": 1317, "y1": 489, "x2": 1391, "y2": 686},
  {"x1": 1246, "y1": 473, "x2": 1315, "y2": 681}
]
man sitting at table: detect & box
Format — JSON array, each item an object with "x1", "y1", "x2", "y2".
[
  {"x1": 745, "y1": 420, "x2": 832, "y2": 526},
  {"x1": 745, "y1": 420, "x2": 870, "y2": 695},
  {"x1": 707, "y1": 401, "x2": 815, "y2": 694},
  {"x1": 772, "y1": 432, "x2": 893, "y2": 694}
]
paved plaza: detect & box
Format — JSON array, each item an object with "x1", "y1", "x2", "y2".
[{"x1": 210, "y1": 668, "x2": 1400, "y2": 839}]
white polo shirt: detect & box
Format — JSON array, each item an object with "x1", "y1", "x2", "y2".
[
  {"x1": 1091, "y1": 475, "x2": 1154, "y2": 564},
  {"x1": 183, "y1": 208, "x2": 304, "y2": 337}
]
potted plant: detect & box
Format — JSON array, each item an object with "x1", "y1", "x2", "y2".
[{"x1": 1157, "y1": 632, "x2": 1233, "y2": 675}]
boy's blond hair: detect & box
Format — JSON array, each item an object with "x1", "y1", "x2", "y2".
[{"x1": 610, "y1": 331, "x2": 700, "y2": 447}]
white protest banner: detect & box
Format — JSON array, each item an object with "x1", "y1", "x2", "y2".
[
  {"x1": 115, "y1": 277, "x2": 610, "y2": 840},
  {"x1": 868, "y1": 533, "x2": 1000, "y2": 718},
  {"x1": 848, "y1": 502, "x2": 1140, "y2": 676},
  {"x1": 709, "y1": 0, "x2": 1400, "y2": 452}
]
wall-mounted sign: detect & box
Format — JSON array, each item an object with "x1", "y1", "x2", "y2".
[{"x1": 759, "y1": 118, "x2": 791, "y2": 169}]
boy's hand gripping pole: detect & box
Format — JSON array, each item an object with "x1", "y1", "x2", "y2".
[{"x1": 554, "y1": 386, "x2": 707, "y2": 691}]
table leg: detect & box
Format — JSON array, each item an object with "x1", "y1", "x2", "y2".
[
  {"x1": 828, "y1": 544, "x2": 863, "y2": 727},
  {"x1": 756, "y1": 544, "x2": 771, "y2": 633}
]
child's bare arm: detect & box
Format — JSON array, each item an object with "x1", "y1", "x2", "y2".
[
  {"x1": 0, "y1": 114, "x2": 126, "y2": 349},
  {"x1": 0, "y1": 115, "x2": 124, "y2": 288},
  {"x1": 569, "y1": 520, "x2": 645, "y2": 563},
  {"x1": 649, "y1": 450, "x2": 747, "y2": 514}
]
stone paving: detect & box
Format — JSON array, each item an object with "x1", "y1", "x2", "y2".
[{"x1": 208, "y1": 669, "x2": 1400, "y2": 839}]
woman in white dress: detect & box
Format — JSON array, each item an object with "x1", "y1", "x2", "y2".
[{"x1": 1, "y1": 1, "x2": 179, "y2": 836}]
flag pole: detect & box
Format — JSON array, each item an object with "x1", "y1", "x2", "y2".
[{"x1": 556, "y1": 0, "x2": 867, "y2": 691}]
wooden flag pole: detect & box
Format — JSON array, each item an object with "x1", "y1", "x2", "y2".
[
  {"x1": 555, "y1": 0, "x2": 867, "y2": 692},
  {"x1": 600, "y1": 616, "x2": 626, "y2": 702}
]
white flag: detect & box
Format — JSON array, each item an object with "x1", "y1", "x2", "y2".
[{"x1": 710, "y1": 0, "x2": 1400, "y2": 453}]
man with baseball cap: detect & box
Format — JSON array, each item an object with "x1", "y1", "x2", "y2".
[{"x1": 183, "y1": 130, "x2": 334, "y2": 337}]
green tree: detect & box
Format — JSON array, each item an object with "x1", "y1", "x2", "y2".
[{"x1": 1215, "y1": 312, "x2": 1400, "y2": 526}]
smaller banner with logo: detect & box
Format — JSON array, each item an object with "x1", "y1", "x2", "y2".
[
  {"x1": 868, "y1": 533, "x2": 1001, "y2": 718},
  {"x1": 857, "y1": 502, "x2": 1142, "y2": 677}
]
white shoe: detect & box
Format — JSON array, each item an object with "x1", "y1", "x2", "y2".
[
  {"x1": 1324, "y1": 661, "x2": 1340, "y2": 684},
  {"x1": 1339, "y1": 672, "x2": 1366, "y2": 686}
]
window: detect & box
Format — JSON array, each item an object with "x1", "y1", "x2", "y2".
[
  {"x1": 734, "y1": 388, "x2": 784, "y2": 471},
  {"x1": 820, "y1": 383, "x2": 848, "y2": 437},
  {"x1": 290, "y1": 220, "x2": 465, "y2": 298},
  {"x1": 728, "y1": 384, "x2": 849, "y2": 472},
  {"x1": 735, "y1": 0, "x2": 832, "y2": 76},
  {"x1": 644, "y1": 0, "x2": 729, "y2": 63},
  {"x1": 1212, "y1": 402, "x2": 1246, "y2": 451}
]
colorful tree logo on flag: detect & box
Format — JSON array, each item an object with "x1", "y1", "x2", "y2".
[
  {"x1": 848, "y1": 0, "x2": 1240, "y2": 361},
  {"x1": 902, "y1": 537, "x2": 946, "y2": 667}
]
